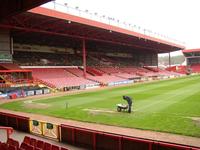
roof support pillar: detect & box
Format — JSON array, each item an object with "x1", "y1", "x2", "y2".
[
  {"x1": 156, "y1": 53, "x2": 159, "y2": 69},
  {"x1": 168, "y1": 52, "x2": 171, "y2": 67},
  {"x1": 186, "y1": 57, "x2": 188, "y2": 66},
  {"x1": 82, "y1": 38, "x2": 87, "y2": 78}
]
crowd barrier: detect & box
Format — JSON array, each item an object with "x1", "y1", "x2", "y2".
[
  {"x1": 60, "y1": 124, "x2": 198, "y2": 150},
  {"x1": 0, "y1": 112, "x2": 29, "y2": 132},
  {"x1": 0, "y1": 112, "x2": 199, "y2": 150}
]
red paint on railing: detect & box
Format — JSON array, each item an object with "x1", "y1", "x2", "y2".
[{"x1": 60, "y1": 124, "x2": 200, "y2": 150}]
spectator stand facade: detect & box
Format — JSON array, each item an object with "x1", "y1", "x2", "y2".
[
  {"x1": 0, "y1": 3, "x2": 185, "y2": 98},
  {"x1": 183, "y1": 48, "x2": 200, "y2": 74}
]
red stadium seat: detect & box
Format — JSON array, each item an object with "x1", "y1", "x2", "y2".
[
  {"x1": 23, "y1": 136, "x2": 31, "y2": 144},
  {"x1": 36, "y1": 140, "x2": 44, "y2": 149},
  {"x1": 31, "y1": 68, "x2": 97, "y2": 88},
  {"x1": 87, "y1": 75, "x2": 125, "y2": 84},
  {"x1": 0, "y1": 63, "x2": 21, "y2": 70},
  {"x1": 44, "y1": 142, "x2": 52, "y2": 150},
  {"x1": 51, "y1": 145, "x2": 60, "y2": 150},
  {"x1": 30, "y1": 138, "x2": 37, "y2": 147},
  {"x1": 7, "y1": 138, "x2": 19, "y2": 149},
  {"x1": 26, "y1": 145, "x2": 34, "y2": 150},
  {"x1": 1, "y1": 142, "x2": 8, "y2": 150},
  {"x1": 7, "y1": 138, "x2": 13, "y2": 145},
  {"x1": 20, "y1": 142, "x2": 29, "y2": 150},
  {"x1": 8, "y1": 145, "x2": 17, "y2": 150}
]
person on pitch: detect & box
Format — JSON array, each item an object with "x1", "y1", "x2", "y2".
[{"x1": 122, "y1": 95, "x2": 133, "y2": 113}]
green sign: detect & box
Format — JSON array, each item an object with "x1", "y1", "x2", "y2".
[
  {"x1": 32, "y1": 120, "x2": 39, "y2": 126},
  {"x1": 0, "y1": 53, "x2": 12, "y2": 62},
  {"x1": 46, "y1": 123, "x2": 54, "y2": 129}
]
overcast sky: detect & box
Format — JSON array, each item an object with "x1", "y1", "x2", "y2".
[{"x1": 44, "y1": 0, "x2": 200, "y2": 55}]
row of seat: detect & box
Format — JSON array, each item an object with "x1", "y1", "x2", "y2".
[
  {"x1": 0, "y1": 63, "x2": 21, "y2": 70},
  {"x1": 0, "y1": 136, "x2": 68, "y2": 150},
  {"x1": 157, "y1": 69, "x2": 182, "y2": 76},
  {"x1": 113, "y1": 73, "x2": 140, "y2": 79},
  {"x1": 191, "y1": 64, "x2": 200, "y2": 72},
  {"x1": 31, "y1": 68, "x2": 97, "y2": 88},
  {"x1": 86, "y1": 67, "x2": 104, "y2": 76},
  {"x1": 31, "y1": 67, "x2": 182, "y2": 89},
  {"x1": 31, "y1": 68, "x2": 76, "y2": 79},
  {"x1": 87, "y1": 75, "x2": 126, "y2": 84},
  {"x1": 65, "y1": 68, "x2": 91, "y2": 77},
  {"x1": 41, "y1": 77, "x2": 97, "y2": 88},
  {"x1": 13, "y1": 51, "x2": 80, "y2": 66},
  {"x1": 31, "y1": 67, "x2": 151, "y2": 78},
  {"x1": 94, "y1": 66, "x2": 161, "y2": 77}
]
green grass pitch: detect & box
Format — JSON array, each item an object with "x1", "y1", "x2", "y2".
[{"x1": 1, "y1": 75, "x2": 200, "y2": 137}]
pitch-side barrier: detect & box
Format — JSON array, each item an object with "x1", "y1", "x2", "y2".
[{"x1": 0, "y1": 112, "x2": 199, "y2": 150}]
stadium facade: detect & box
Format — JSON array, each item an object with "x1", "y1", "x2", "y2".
[{"x1": 0, "y1": 3, "x2": 185, "y2": 95}]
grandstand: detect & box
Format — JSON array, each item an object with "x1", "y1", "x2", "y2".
[
  {"x1": 166, "y1": 48, "x2": 200, "y2": 74},
  {"x1": 1, "y1": 1, "x2": 200, "y2": 150},
  {"x1": 0, "y1": 1, "x2": 186, "y2": 98},
  {"x1": 183, "y1": 48, "x2": 200, "y2": 73}
]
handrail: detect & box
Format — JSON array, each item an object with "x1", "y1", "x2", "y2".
[{"x1": 0, "y1": 126, "x2": 13, "y2": 141}]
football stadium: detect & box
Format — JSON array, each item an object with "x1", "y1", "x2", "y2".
[{"x1": 0, "y1": 0, "x2": 200, "y2": 150}]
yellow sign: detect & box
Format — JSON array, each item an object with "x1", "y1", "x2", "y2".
[
  {"x1": 29, "y1": 120, "x2": 43, "y2": 135},
  {"x1": 42, "y1": 123, "x2": 59, "y2": 139},
  {"x1": 29, "y1": 120, "x2": 59, "y2": 140}
]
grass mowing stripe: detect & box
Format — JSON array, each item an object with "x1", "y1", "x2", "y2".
[
  {"x1": 135, "y1": 81, "x2": 200, "y2": 113},
  {"x1": 32, "y1": 75, "x2": 197, "y2": 104},
  {"x1": 132, "y1": 76, "x2": 200, "y2": 112},
  {"x1": 0, "y1": 75, "x2": 200, "y2": 137},
  {"x1": 39, "y1": 75, "x2": 199, "y2": 108}
]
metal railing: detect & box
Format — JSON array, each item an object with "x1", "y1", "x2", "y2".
[{"x1": 42, "y1": 1, "x2": 185, "y2": 46}]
